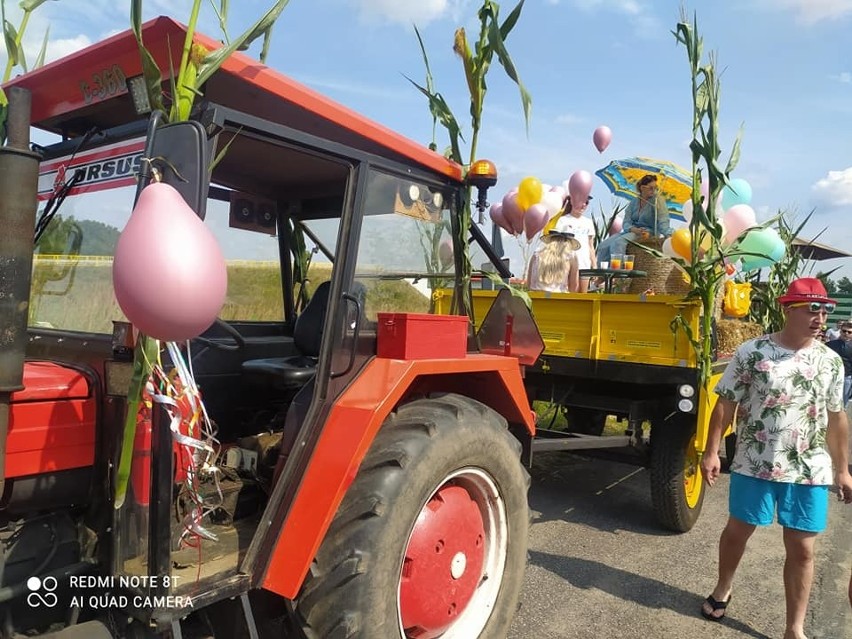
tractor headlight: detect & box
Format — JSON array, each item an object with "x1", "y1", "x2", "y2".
[
  {"x1": 678, "y1": 398, "x2": 695, "y2": 412},
  {"x1": 678, "y1": 384, "x2": 695, "y2": 398}
]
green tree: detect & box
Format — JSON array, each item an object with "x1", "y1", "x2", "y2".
[
  {"x1": 836, "y1": 276, "x2": 852, "y2": 295},
  {"x1": 816, "y1": 273, "x2": 837, "y2": 294}
]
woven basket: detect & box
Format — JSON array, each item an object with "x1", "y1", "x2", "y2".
[{"x1": 626, "y1": 238, "x2": 691, "y2": 296}]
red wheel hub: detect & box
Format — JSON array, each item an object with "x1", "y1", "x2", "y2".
[{"x1": 399, "y1": 482, "x2": 486, "y2": 638}]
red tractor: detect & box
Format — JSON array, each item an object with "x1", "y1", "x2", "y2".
[{"x1": 0, "y1": 17, "x2": 540, "y2": 639}]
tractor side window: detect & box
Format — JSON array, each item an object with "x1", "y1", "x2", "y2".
[
  {"x1": 29, "y1": 187, "x2": 284, "y2": 334},
  {"x1": 352, "y1": 169, "x2": 458, "y2": 321}
]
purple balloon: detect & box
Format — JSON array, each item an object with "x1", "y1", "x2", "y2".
[
  {"x1": 568, "y1": 170, "x2": 593, "y2": 205},
  {"x1": 524, "y1": 203, "x2": 549, "y2": 241},
  {"x1": 502, "y1": 192, "x2": 525, "y2": 235},
  {"x1": 593, "y1": 126, "x2": 612, "y2": 153}
]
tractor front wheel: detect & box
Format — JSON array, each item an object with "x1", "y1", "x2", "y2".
[
  {"x1": 295, "y1": 393, "x2": 530, "y2": 639},
  {"x1": 649, "y1": 416, "x2": 705, "y2": 532}
]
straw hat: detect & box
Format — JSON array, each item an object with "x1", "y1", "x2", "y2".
[{"x1": 541, "y1": 230, "x2": 581, "y2": 251}]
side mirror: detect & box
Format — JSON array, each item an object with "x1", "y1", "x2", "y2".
[{"x1": 134, "y1": 112, "x2": 210, "y2": 219}]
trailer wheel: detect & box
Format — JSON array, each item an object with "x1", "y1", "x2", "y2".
[
  {"x1": 649, "y1": 416, "x2": 705, "y2": 532},
  {"x1": 295, "y1": 393, "x2": 530, "y2": 639}
]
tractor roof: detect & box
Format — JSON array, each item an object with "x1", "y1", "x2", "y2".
[{"x1": 4, "y1": 16, "x2": 463, "y2": 182}]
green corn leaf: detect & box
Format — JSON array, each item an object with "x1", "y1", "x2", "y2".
[
  {"x1": 499, "y1": 0, "x2": 525, "y2": 40},
  {"x1": 486, "y1": 17, "x2": 532, "y2": 133},
  {"x1": 33, "y1": 24, "x2": 48, "y2": 68},
  {"x1": 4, "y1": 19, "x2": 19, "y2": 67},
  {"x1": 212, "y1": 0, "x2": 230, "y2": 44},
  {"x1": 15, "y1": 36, "x2": 25, "y2": 72},
  {"x1": 260, "y1": 26, "x2": 273, "y2": 63},
  {"x1": 18, "y1": 0, "x2": 55, "y2": 11},
  {"x1": 404, "y1": 74, "x2": 463, "y2": 163},
  {"x1": 196, "y1": 0, "x2": 291, "y2": 87},
  {"x1": 725, "y1": 123, "x2": 744, "y2": 175}
]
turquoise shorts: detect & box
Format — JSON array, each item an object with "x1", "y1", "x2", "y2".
[{"x1": 729, "y1": 472, "x2": 830, "y2": 533}]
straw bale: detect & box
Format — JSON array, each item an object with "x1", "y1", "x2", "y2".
[{"x1": 716, "y1": 319, "x2": 764, "y2": 358}]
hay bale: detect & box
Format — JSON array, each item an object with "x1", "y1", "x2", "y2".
[{"x1": 716, "y1": 319, "x2": 764, "y2": 358}]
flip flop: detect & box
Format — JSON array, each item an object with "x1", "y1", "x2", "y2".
[{"x1": 700, "y1": 594, "x2": 731, "y2": 621}]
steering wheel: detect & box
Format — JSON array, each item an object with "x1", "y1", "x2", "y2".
[{"x1": 193, "y1": 318, "x2": 247, "y2": 351}]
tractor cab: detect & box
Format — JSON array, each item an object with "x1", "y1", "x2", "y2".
[{"x1": 4, "y1": 16, "x2": 534, "y2": 638}]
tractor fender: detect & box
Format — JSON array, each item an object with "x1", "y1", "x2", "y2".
[{"x1": 260, "y1": 353, "x2": 533, "y2": 599}]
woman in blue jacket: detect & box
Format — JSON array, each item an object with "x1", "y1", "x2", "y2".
[{"x1": 597, "y1": 174, "x2": 672, "y2": 264}]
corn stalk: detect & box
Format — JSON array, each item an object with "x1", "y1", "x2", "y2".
[
  {"x1": 0, "y1": 0, "x2": 55, "y2": 144},
  {"x1": 670, "y1": 13, "x2": 742, "y2": 390},
  {"x1": 130, "y1": 0, "x2": 290, "y2": 124},
  {"x1": 408, "y1": 0, "x2": 531, "y2": 314}
]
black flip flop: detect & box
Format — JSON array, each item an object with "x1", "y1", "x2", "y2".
[{"x1": 700, "y1": 594, "x2": 730, "y2": 621}]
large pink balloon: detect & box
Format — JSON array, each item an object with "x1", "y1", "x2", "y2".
[
  {"x1": 593, "y1": 126, "x2": 612, "y2": 153},
  {"x1": 523, "y1": 203, "x2": 549, "y2": 241},
  {"x1": 722, "y1": 204, "x2": 758, "y2": 244},
  {"x1": 113, "y1": 182, "x2": 228, "y2": 341},
  {"x1": 502, "y1": 192, "x2": 525, "y2": 235},
  {"x1": 568, "y1": 170, "x2": 593, "y2": 205}
]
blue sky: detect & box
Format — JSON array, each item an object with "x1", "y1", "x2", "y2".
[{"x1": 7, "y1": 0, "x2": 852, "y2": 276}]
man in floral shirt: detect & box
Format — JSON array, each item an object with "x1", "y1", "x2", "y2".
[{"x1": 698, "y1": 277, "x2": 852, "y2": 639}]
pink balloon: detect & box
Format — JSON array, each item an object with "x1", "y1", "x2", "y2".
[
  {"x1": 593, "y1": 126, "x2": 612, "y2": 153},
  {"x1": 568, "y1": 170, "x2": 593, "y2": 205},
  {"x1": 523, "y1": 203, "x2": 549, "y2": 241},
  {"x1": 722, "y1": 204, "x2": 757, "y2": 244},
  {"x1": 113, "y1": 182, "x2": 228, "y2": 342},
  {"x1": 502, "y1": 192, "x2": 525, "y2": 235},
  {"x1": 489, "y1": 202, "x2": 510, "y2": 233},
  {"x1": 609, "y1": 216, "x2": 623, "y2": 236}
]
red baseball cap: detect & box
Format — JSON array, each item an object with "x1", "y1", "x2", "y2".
[{"x1": 777, "y1": 277, "x2": 836, "y2": 305}]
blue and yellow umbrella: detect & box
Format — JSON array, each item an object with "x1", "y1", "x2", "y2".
[{"x1": 595, "y1": 157, "x2": 694, "y2": 222}]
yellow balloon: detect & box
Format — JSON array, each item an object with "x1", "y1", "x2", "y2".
[
  {"x1": 671, "y1": 228, "x2": 692, "y2": 259},
  {"x1": 517, "y1": 176, "x2": 543, "y2": 211}
]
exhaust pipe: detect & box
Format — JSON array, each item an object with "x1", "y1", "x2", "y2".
[{"x1": 0, "y1": 87, "x2": 40, "y2": 496}]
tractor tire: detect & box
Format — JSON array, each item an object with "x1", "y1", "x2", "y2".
[
  {"x1": 649, "y1": 416, "x2": 705, "y2": 533},
  {"x1": 564, "y1": 407, "x2": 607, "y2": 436},
  {"x1": 295, "y1": 393, "x2": 530, "y2": 639}
]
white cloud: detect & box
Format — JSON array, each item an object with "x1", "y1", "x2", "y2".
[
  {"x1": 559, "y1": 0, "x2": 661, "y2": 36},
  {"x1": 351, "y1": 0, "x2": 470, "y2": 26},
  {"x1": 757, "y1": 0, "x2": 852, "y2": 24},
  {"x1": 555, "y1": 113, "x2": 585, "y2": 125},
  {"x1": 45, "y1": 35, "x2": 93, "y2": 65},
  {"x1": 831, "y1": 71, "x2": 852, "y2": 83},
  {"x1": 812, "y1": 168, "x2": 852, "y2": 207}
]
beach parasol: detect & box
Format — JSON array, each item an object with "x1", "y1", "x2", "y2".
[
  {"x1": 791, "y1": 237, "x2": 852, "y2": 261},
  {"x1": 596, "y1": 157, "x2": 693, "y2": 221}
]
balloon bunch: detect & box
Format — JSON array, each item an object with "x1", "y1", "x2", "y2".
[
  {"x1": 662, "y1": 177, "x2": 786, "y2": 273},
  {"x1": 489, "y1": 170, "x2": 596, "y2": 243},
  {"x1": 489, "y1": 176, "x2": 564, "y2": 242}
]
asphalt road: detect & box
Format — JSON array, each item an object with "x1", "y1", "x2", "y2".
[{"x1": 508, "y1": 452, "x2": 852, "y2": 639}]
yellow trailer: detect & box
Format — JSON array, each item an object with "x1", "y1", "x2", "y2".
[{"x1": 438, "y1": 287, "x2": 730, "y2": 532}]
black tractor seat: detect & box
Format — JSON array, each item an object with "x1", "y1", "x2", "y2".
[
  {"x1": 241, "y1": 355, "x2": 318, "y2": 390},
  {"x1": 240, "y1": 281, "x2": 331, "y2": 391}
]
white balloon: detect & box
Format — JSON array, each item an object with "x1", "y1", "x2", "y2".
[
  {"x1": 662, "y1": 238, "x2": 679, "y2": 258},
  {"x1": 682, "y1": 199, "x2": 694, "y2": 223},
  {"x1": 541, "y1": 191, "x2": 564, "y2": 217}
]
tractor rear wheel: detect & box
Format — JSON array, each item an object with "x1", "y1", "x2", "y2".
[
  {"x1": 295, "y1": 393, "x2": 530, "y2": 639},
  {"x1": 649, "y1": 416, "x2": 705, "y2": 532}
]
